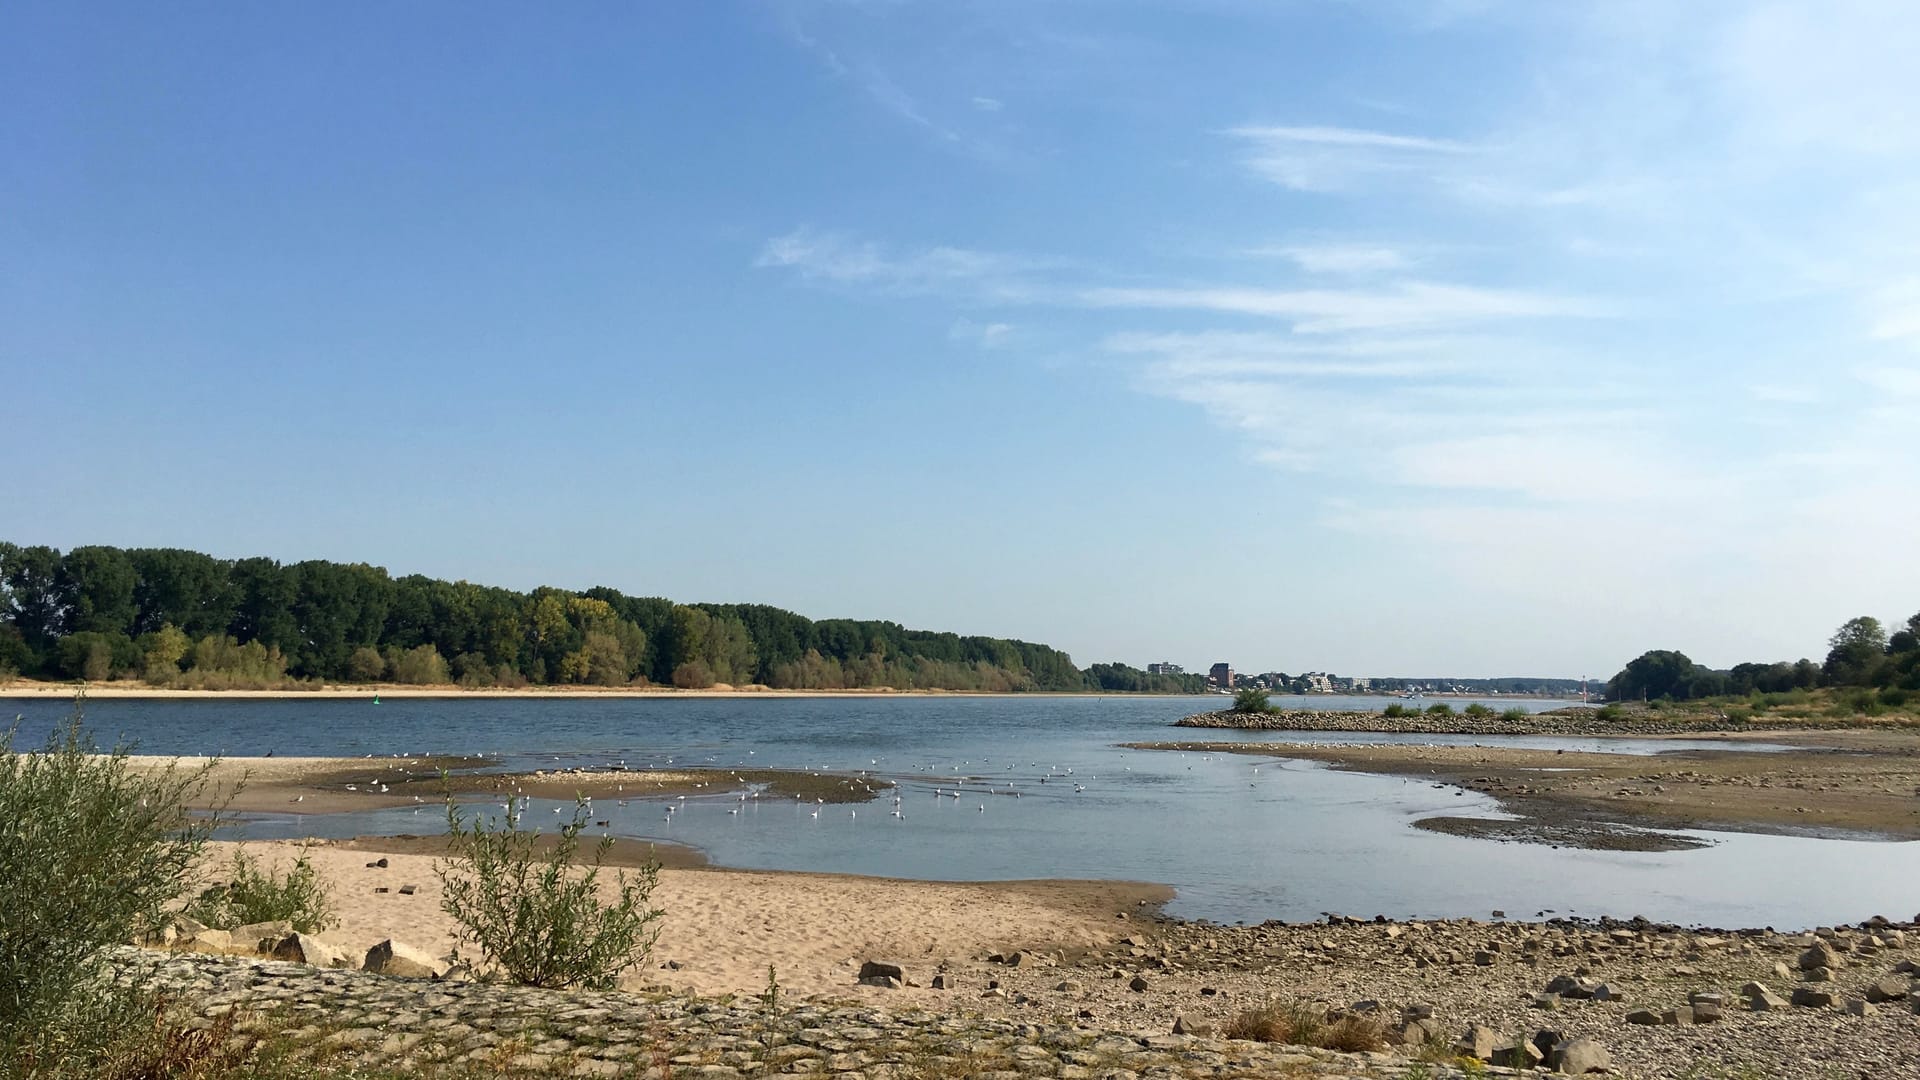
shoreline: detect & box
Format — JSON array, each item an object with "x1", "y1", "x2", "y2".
[
  {"x1": 2, "y1": 680, "x2": 1196, "y2": 700},
  {"x1": 1129, "y1": 733, "x2": 1920, "y2": 850}
]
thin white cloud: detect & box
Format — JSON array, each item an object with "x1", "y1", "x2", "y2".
[
  {"x1": 1080, "y1": 282, "x2": 1607, "y2": 333},
  {"x1": 1251, "y1": 243, "x2": 1414, "y2": 274},
  {"x1": 971, "y1": 96, "x2": 1003, "y2": 112},
  {"x1": 1224, "y1": 124, "x2": 1468, "y2": 191},
  {"x1": 949, "y1": 318, "x2": 1014, "y2": 348},
  {"x1": 755, "y1": 228, "x2": 1057, "y2": 302}
]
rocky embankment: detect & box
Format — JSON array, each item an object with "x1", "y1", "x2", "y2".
[
  {"x1": 1177, "y1": 707, "x2": 1741, "y2": 736},
  {"x1": 127, "y1": 908, "x2": 1920, "y2": 1079},
  {"x1": 956, "y1": 913, "x2": 1920, "y2": 1079},
  {"x1": 120, "y1": 948, "x2": 1454, "y2": 1079}
]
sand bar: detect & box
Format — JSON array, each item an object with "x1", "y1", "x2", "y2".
[{"x1": 1131, "y1": 732, "x2": 1920, "y2": 848}]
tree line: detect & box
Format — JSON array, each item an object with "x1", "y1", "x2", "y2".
[
  {"x1": 1606, "y1": 611, "x2": 1920, "y2": 705},
  {"x1": 0, "y1": 542, "x2": 1169, "y2": 693}
]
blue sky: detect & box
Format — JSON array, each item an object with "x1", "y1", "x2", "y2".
[{"x1": 5, "y1": 1, "x2": 1917, "y2": 678}]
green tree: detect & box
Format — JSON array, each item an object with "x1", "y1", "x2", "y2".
[
  {"x1": 136, "y1": 622, "x2": 192, "y2": 684},
  {"x1": 55, "y1": 545, "x2": 138, "y2": 637},
  {"x1": 1823, "y1": 616, "x2": 1888, "y2": 686},
  {"x1": 347, "y1": 645, "x2": 387, "y2": 682},
  {"x1": 1607, "y1": 649, "x2": 1706, "y2": 701},
  {"x1": 0, "y1": 543, "x2": 65, "y2": 657},
  {"x1": 126, "y1": 547, "x2": 232, "y2": 637}
]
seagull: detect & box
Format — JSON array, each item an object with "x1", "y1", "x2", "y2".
[{"x1": 977, "y1": 804, "x2": 985, "y2": 812}]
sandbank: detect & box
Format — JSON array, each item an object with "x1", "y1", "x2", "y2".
[{"x1": 1130, "y1": 735, "x2": 1920, "y2": 849}]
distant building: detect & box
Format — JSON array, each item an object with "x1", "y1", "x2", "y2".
[
  {"x1": 1303, "y1": 672, "x2": 1333, "y2": 693},
  {"x1": 1147, "y1": 662, "x2": 1184, "y2": 676},
  {"x1": 1209, "y1": 662, "x2": 1234, "y2": 688},
  {"x1": 1349, "y1": 677, "x2": 1371, "y2": 691}
]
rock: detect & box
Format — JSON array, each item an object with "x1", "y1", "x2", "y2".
[
  {"x1": 1473, "y1": 950, "x2": 1496, "y2": 966},
  {"x1": 181, "y1": 928, "x2": 233, "y2": 953},
  {"x1": 859, "y1": 975, "x2": 902, "y2": 989},
  {"x1": 1491, "y1": 1040, "x2": 1544, "y2": 1069},
  {"x1": 361, "y1": 939, "x2": 447, "y2": 979},
  {"x1": 398, "y1": 884, "x2": 418, "y2": 896},
  {"x1": 1844, "y1": 998, "x2": 1875, "y2": 1017},
  {"x1": 1127, "y1": 975, "x2": 1149, "y2": 993},
  {"x1": 1387, "y1": 1019, "x2": 1442, "y2": 1046},
  {"x1": 1749, "y1": 990, "x2": 1790, "y2": 1011},
  {"x1": 1551, "y1": 1037, "x2": 1611, "y2": 1075},
  {"x1": 1803, "y1": 965, "x2": 1834, "y2": 982},
  {"x1": 1660, "y1": 1006, "x2": 1694, "y2": 1025},
  {"x1": 1772, "y1": 961, "x2": 1793, "y2": 980},
  {"x1": 1688, "y1": 991, "x2": 1724, "y2": 1007},
  {"x1": 929, "y1": 973, "x2": 951, "y2": 990},
  {"x1": 1790, "y1": 987, "x2": 1834, "y2": 1008},
  {"x1": 1002, "y1": 950, "x2": 1026, "y2": 967},
  {"x1": 1625, "y1": 1008, "x2": 1662, "y2": 1026},
  {"x1": 1454, "y1": 1024, "x2": 1497, "y2": 1061},
  {"x1": 1863, "y1": 976, "x2": 1909, "y2": 1002},
  {"x1": 1401, "y1": 1002, "x2": 1435, "y2": 1022},
  {"x1": 1053, "y1": 980, "x2": 1084, "y2": 993},
  {"x1": 230, "y1": 921, "x2": 295, "y2": 953},
  {"x1": 271, "y1": 933, "x2": 352, "y2": 969},
  {"x1": 857, "y1": 960, "x2": 905, "y2": 984},
  {"x1": 1530, "y1": 1029, "x2": 1564, "y2": 1063},
  {"x1": 171, "y1": 915, "x2": 208, "y2": 936},
  {"x1": 1800, "y1": 942, "x2": 1840, "y2": 970},
  {"x1": 1531, "y1": 993, "x2": 1558, "y2": 1010},
  {"x1": 1691, "y1": 1002, "x2": 1724, "y2": 1023},
  {"x1": 1171, "y1": 1014, "x2": 1213, "y2": 1036},
  {"x1": 1589, "y1": 982, "x2": 1618, "y2": 1001}
]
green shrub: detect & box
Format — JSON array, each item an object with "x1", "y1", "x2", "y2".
[
  {"x1": 1595, "y1": 703, "x2": 1624, "y2": 721},
  {"x1": 1231, "y1": 688, "x2": 1270, "y2": 713},
  {"x1": 0, "y1": 702, "x2": 221, "y2": 1074},
  {"x1": 184, "y1": 846, "x2": 335, "y2": 934},
  {"x1": 1425, "y1": 702, "x2": 1454, "y2": 716},
  {"x1": 1381, "y1": 703, "x2": 1409, "y2": 718},
  {"x1": 438, "y1": 798, "x2": 663, "y2": 989},
  {"x1": 1499, "y1": 707, "x2": 1529, "y2": 722},
  {"x1": 1462, "y1": 703, "x2": 1493, "y2": 718},
  {"x1": 1880, "y1": 687, "x2": 1911, "y2": 708}
]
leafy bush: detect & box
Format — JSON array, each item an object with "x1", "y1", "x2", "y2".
[
  {"x1": 1381, "y1": 703, "x2": 1409, "y2": 718},
  {"x1": 184, "y1": 846, "x2": 335, "y2": 934},
  {"x1": 0, "y1": 703, "x2": 220, "y2": 1074},
  {"x1": 1461, "y1": 703, "x2": 1493, "y2": 718},
  {"x1": 438, "y1": 798, "x2": 663, "y2": 990},
  {"x1": 1499, "y1": 707, "x2": 1529, "y2": 722},
  {"x1": 1595, "y1": 703, "x2": 1624, "y2": 721},
  {"x1": 1425, "y1": 702, "x2": 1454, "y2": 716},
  {"x1": 1881, "y1": 687, "x2": 1911, "y2": 708},
  {"x1": 1231, "y1": 688, "x2": 1270, "y2": 713}
]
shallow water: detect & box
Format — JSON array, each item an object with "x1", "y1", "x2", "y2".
[{"x1": 9, "y1": 694, "x2": 1914, "y2": 928}]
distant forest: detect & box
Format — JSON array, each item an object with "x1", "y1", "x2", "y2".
[
  {"x1": 0, "y1": 542, "x2": 1207, "y2": 694},
  {"x1": 1607, "y1": 612, "x2": 1920, "y2": 706}
]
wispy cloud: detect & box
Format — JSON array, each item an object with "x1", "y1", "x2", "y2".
[
  {"x1": 970, "y1": 95, "x2": 1003, "y2": 112},
  {"x1": 1080, "y1": 282, "x2": 1606, "y2": 333},
  {"x1": 755, "y1": 228, "x2": 1060, "y2": 302},
  {"x1": 950, "y1": 317, "x2": 1013, "y2": 348},
  {"x1": 1224, "y1": 124, "x2": 1468, "y2": 191},
  {"x1": 1251, "y1": 243, "x2": 1414, "y2": 275}
]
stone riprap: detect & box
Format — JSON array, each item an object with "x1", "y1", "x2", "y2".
[
  {"x1": 1174, "y1": 708, "x2": 1738, "y2": 736},
  {"x1": 111, "y1": 947, "x2": 1471, "y2": 1079}
]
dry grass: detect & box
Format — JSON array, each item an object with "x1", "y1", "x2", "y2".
[{"x1": 1220, "y1": 999, "x2": 1387, "y2": 1052}]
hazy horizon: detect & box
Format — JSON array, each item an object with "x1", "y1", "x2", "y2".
[{"x1": 6, "y1": 2, "x2": 1916, "y2": 678}]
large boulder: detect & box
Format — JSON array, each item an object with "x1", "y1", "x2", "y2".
[
  {"x1": 1454, "y1": 1024, "x2": 1497, "y2": 1061},
  {"x1": 180, "y1": 927, "x2": 233, "y2": 954},
  {"x1": 1790, "y1": 987, "x2": 1834, "y2": 1008},
  {"x1": 857, "y1": 960, "x2": 906, "y2": 986},
  {"x1": 272, "y1": 933, "x2": 352, "y2": 969},
  {"x1": 230, "y1": 921, "x2": 295, "y2": 954},
  {"x1": 362, "y1": 939, "x2": 447, "y2": 979},
  {"x1": 1863, "y1": 977, "x2": 1909, "y2": 1003},
  {"x1": 1551, "y1": 1037, "x2": 1612, "y2": 1075},
  {"x1": 1800, "y1": 942, "x2": 1840, "y2": 970}
]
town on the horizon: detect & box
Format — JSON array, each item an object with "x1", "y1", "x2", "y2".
[{"x1": 1148, "y1": 662, "x2": 1598, "y2": 699}]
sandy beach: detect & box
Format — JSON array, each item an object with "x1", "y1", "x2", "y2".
[{"x1": 192, "y1": 838, "x2": 1168, "y2": 1000}]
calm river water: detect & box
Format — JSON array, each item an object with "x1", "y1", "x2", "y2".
[{"x1": 9, "y1": 693, "x2": 1916, "y2": 929}]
